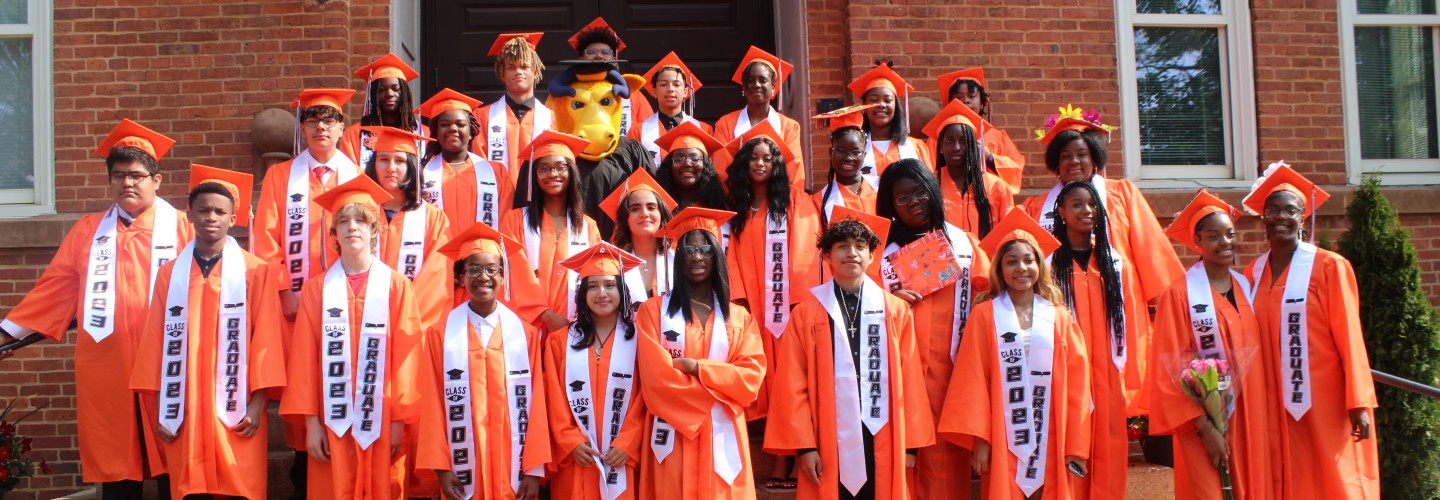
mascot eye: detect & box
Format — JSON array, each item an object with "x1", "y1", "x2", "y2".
[
  {"x1": 571, "y1": 101, "x2": 585, "y2": 110},
  {"x1": 599, "y1": 97, "x2": 614, "y2": 107}
]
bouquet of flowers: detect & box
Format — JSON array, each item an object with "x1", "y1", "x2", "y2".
[
  {"x1": 0, "y1": 399, "x2": 49, "y2": 491},
  {"x1": 1179, "y1": 357, "x2": 1236, "y2": 500}
]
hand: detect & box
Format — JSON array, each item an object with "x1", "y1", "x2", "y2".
[
  {"x1": 905, "y1": 453, "x2": 916, "y2": 469},
  {"x1": 0, "y1": 329, "x2": 17, "y2": 362},
  {"x1": 571, "y1": 442, "x2": 599, "y2": 467},
  {"x1": 391, "y1": 421, "x2": 404, "y2": 457},
  {"x1": 155, "y1": 421, "x2": 177, "y2": 443},
  {"x1": 972, "y1": 441, "x2": 991, "y2": 475},
  {"x1": 435, "y1": 470, "x2": 465, "y2": 500},
  {"x1": 280, "y1": 289, "x2": 299, "y2": 322},
  {"x1": 673, "y1": 358, "x2": 699, "y2": 375},
  {"x1": 231, "y1": 390, "x2": 268, "y2": 438},
  {"x1": 1197, "y1": 419, "x2": 1229, "y2": 469},
  {"x1": 516, "y1": 475, "x2": 541, "y2": 500},
  {"x1": 894, "y1": 289, "x2": 924, "y2": 305},
  {"x1": 1065, "y1": 456, "x2": 1087, "y2": 477},
  {"x1": 306, "y1": 417, "x2": 330, "y2": 463},
  {"x1": 541, "y1": 311, "x2": 571, "y2": 332},
  {"x1": 796, "y1": 450, "x2": 822, "y2": 484},
  {"x1": 1350, "y1": 408, "x2": 1372, "y2": 441},
  {"x1": 601, "y1": 446, "x2": 629, "y2": 469}
]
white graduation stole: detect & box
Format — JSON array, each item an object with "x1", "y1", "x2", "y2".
[
  {"x1": 1104, "y1": 248, "x2": 1129, "y2": 372},
  {"x1": 158, "y1": 237, "x2": 248, "y2": 435},
  {"x1": 487, "y1": 101, "x2": 554, "y2": 165},
  {"x1": 394, "y1": 209, "x2": 427, "y2": 281},
  {"x1": 623, "y1": 247, "x2": 673, "y2": 308},
  {"x1": 282, "y1": 150, "x2": 359, "y2": 292},
  {"x1": 1184, "y1": 262, "x2": 1253, "y2": 360},
  {"x1": 319, "y1": 260, "x2": 392, "y2": 449},
  {"x1": 619, "y1": 96, "x2": 633, "y2": 137},
  {"x1": 1037, "y1": 173, "x2": 1109, "y2": 234},
  {"x1": 564, "y1": 324, "x2": 638, "y2": 500},
  {"x1": 651, "y1": 295, "x2": 741, "y2": 484},
  {"x1": 994, "y1": 292, "x2": 1057, "y2": 498},
  {"x1": 879, "y1": 224, "x2": 976, "y2": 361},
  {"x1": 421, "y1": 151, "x2": 473, "y2": 209},
  {"x1": 730, "y1": 105, "x2": 782, "y2": 138},
  {"x1": 819, "y1": 179, "x2": 849, "y2": 222},
  {"x1": 84, "y1": 200, "x2": 178, "y2": 342},
  {"x1": 456, "y1": 154, "x2": 503, "y2": 227},
  {"x1": 860, "y1": 136, "x2": 919, "y2": 189},
  {"x1": 441, "y1": 302, "x2": 532, "y2": 497},
  {"x1": 639, "y1": 114, "x2": 663, "y2": 162},
  {"x1": 1248, "y1": 243, "x2": 1317, "y2": 420},
  {"x1": 811, "y1": 279, "x2": 890, "y2": 496},
  {"x1": 521, "y1": 208, "x2": 590, "y2": 320},
  {"x1": 762, "y1": 211, "x2": 790, "y2": 337},
  {"x1": 720, "y1": 221, "x2": 733, "y2": 254}
]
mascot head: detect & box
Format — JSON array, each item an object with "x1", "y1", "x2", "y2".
[{"x1": 546, "y1": 62, "x2": 645, "y2": 161}]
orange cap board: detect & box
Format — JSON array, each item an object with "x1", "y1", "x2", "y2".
[
  {"x1": 643, "y1": 51, "x2": 703, "y2": 96},
  {"x1": 978, "y1": 208, "x2": 1061, "y2": 258},
  {"x1": 417, "y1": 88, "x2": 482, "y2": 119},
  {"x1": 568, "y1": 17, "x2": 626, "y2": 54},
  {"x1": 1035, "y1": 104, "x2": 1117, "y2": 145},
  {"x1": 310, "y1": 174, "x2": 394, "y2": 220},
  {"x1": 360, "y1": 126, "x2": 436, "y2": 156},
  {"x1": 731, "y1": 46, "x2": 793, "y2": 86},
  {"x1": 937, "y1": 67, "x2": 986, "y2": 96},
  {"x1": 662, "y1": 207, "x2": 736, "y2": 242},
  {"x1": 922, "y1": 98, "x2": 988, "y2": 140},
  {"x1": 520, "y1": 130, "x2": 592, "y2": 162},
  {"x1": 188, "y1": 164, "x2": 254, "y2": 227},
  {"x1": 1241, "y1": 161, "x2": 1330, "y2": 217},
  {"x1": 599, "y1": 168, "x2": 678, "y2": 223},
  {"x1": 354, "y1": 53, "x2": 419, "y2": 82},
  {"x1": 828, "y1": 204, "x2": 891, "y2": 250},
  {"x1": 653, "y1": 120, "x2": 724, "y2": 155},
  {"x1": 291, "y1": 88, "x2": 357, "y2": 112},
  {"x1": 489, "y1": 32, "x2": 544, "y2": 57},
  {"x1": 1164, "y1": 189, "x2": 1239, "y2": 254},
  {"x1": 95, "y1": 118, "x2": 176, "y2": 160},
  {"x1": 723, "y1": 120, "x2": 795, "y2": 160},
  {"x1": 559, "y1": 241, "x2": 644, "y2": 278},
  {"x1": 438, "y1": 221, "x2": 518, "y2": 261},
  {"x1": 813, "y1": 103, "x2": 879, "y2": 132},
  {"x1": 847, "y1": 63, "x2": 912, "y2": 98}
]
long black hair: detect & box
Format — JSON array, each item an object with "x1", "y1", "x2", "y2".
[
  {"x1": 876, "y1": 158, "x2": 947, "y2": 247},
  {"x1": 522, "y1": 157, "x2": 586, "y2": 234},
  {"x1": 611, "y1": 190, "x2": 675, "y2": 249},
  {"x1": 726, "y1": 136, "x2": 790, "y2": 236},
  {"x1": 947, "y1": 80, "x2": 992, "y2": 121},
  {"x1": 818, "y1": 126, "x2": 868, "y2": 227},
  {"x1": 665, "y1": 228, "x2": 732, "y2": 322},
  {"x1": 860, "y1": 87, "x2": 909, "y2": 146},
  {"x1": 1044, "y1": 129, "x2": 1109, "y2": 176},
  {"x1": 657, "y1": 150, "x2": 729, "y2": 210},
  {"x1": 570, "y1": 275, "x2": 637, "y2": 349},
  {"x1": 359, "y1": 79, "x2": 419, "y2": 132},
  {"x1": 933, "y1": 122, "x2": 993, "y2": 237},
  {"x1": 1049, "y1": 180, "x2": 1125, "y2": 347},
  {"x1": 364, "y1": 152, "x2": 422, "y2": 212}
]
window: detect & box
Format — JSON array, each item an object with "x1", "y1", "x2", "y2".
[
  {"x1": 0, "y1": 0, "x2": 51, "y2": 217},
  {"x1": 1340, "y1": 0, "x2": 1440, "y2": 185},
  {"x1": 1115, "y1": 0, "x2": 1258, "y2": 186}
]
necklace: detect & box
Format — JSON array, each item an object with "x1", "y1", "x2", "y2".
[
  {"x1": 837, "y1": 285, "x2": 861, "y2": 339},
  {"x1": 594, "y1": 326, "x2": 615, "y2": 361}
]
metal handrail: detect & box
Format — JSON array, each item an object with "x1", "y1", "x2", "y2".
[{"x1": 1372, "y1": 369, "x2": 1440, "y2": 400}]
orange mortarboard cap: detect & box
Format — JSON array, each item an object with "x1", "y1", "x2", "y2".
[
  {"x1": 978, "y1": 208, "x2": 1061, "y2": 258},
  {"x1": 437, "y1": 221, "x2": 519, "y2": 261},
  {"x1": 653, "y1": 120, "x2": 725, "y2": 155},
  {"x1": 1241, "y1": 160, "x2": 1330, "y2": 217},
  {"x1": 559, "y1": 241, "x2": 644, "y2": 278},
  {"x1": 359, "y1": 126, "x2": 436, "y2": 157},
  {"x1": 1035, "y1": 104, "x2": 1117, "y2": 145},
  {"x1": 96, "y1": 118, "x2": 176, "y2": 160},
  {"x1": 599, "y1": 168, "x2": 678, "y2": 223},
  {"x1": 923, "y1": 98, "x2": 989, "y2": 140},
  {"x1": 291, "y1": 88, "x2": 356, "y2": 112},
  {"x1": 847, "y1": 63, "x2": 913, "y2": 98},
  {"x1": 643, "y1": 51, "x2": 703, "y2": 96},
  {"x1": 662, "y1": 207, "x2": 736, "y2": 242},
  {"x1": 188, "y1": 164, "x2": 253, "y2": 227},
  {"x1": 489, "y1": 32, "x2": 544, "y2": 58},
  {"x1": 937, "y1": 67, "x2": 986, "y2": 96},
  {"x1": 722, "y1": 120, "x2": 795, "y2": 160},
  {"x1": 1165, "y1": 189, "x2": 1239, "y2": 254},
  {"x1": 568, "y1": 17, "x2": 626, "y2": 55},
  {"x1": 354, "y1": 53, "x2": 419, "y2": 82},
  {"x1": 417, "y1": 88, "x2": 482, "y2": 119},
  {"x1": 829, "y1": 205, "x2": 891, "y2": 251},
  {"x1": 813, "y1": 103, "x2": 879, "y2": 133},
  {"x1": 731, "y1": 46, "x2": 793, "y2": 87},
  {"x1": 520, "y1": 130, "x2": 592, "y2": 163},
  {"x1": 311, "y1": 174, "x2": 394, "y2": 220}
]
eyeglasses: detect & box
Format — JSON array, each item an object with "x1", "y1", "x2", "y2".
[
  {"x1": 464, "y1": 265, "x2": 503, "y2": 278},
  {"x1": 301, "y1": 118, "x2": 341, "y2": 129},
  {"x1": 536, "y1": 165, "x2": 570, "y2": 177},
  {"x1": 1263, "y1": 206, "x2": 1303, "y2": 218},
  {"x1": 831, "y1": 147, "x2": 865, "y2": 161},
  {"x1": 895, "y1": 192, "x2": 931, "y2": 206},
  {"x1": 682, "y1": 244, "x2": 715, "y2": 257},
  {"x1": 109, "y1": 171, "x2": 154, "y2": 185},
  {"x1": 583, "y1": 48, "x2": 615, "y2": 58},
  {"x1": 673, "y1": 154, "x2": 705, "y2": 165}
]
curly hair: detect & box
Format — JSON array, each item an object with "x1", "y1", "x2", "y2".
[
  {"x1": 611, "y1": 189, "x2": 675, "y2": 247},
  {"x1": 817, "y1": 219, "x2": 880, "y2": 253},
  {"x1": 725, "y1": 137, "x2": 791, "y2": 236},
  {"x1": 493, "y1": 37, "x2": 545, "y2": 80},
  {"x1": 946, "y1": 79, "x2": 992, "y2": 121},
  {"x1": 573, "y1": 26, "x2": 621, "y2": 57},
  {"x1": 1044, "y1": 128, "x2": 1108, "y2": 176},
  {"x1": 570, "y1": 275, "x2": 637, "y2": 349},
  {"x1": 1049, "y1": 180, "x2": 1125, "y2": 346},
  {"x1": 657, "y1": 150, "x2": 729, "y2": 210}
]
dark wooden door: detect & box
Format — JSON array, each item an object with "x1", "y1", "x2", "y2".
[{"x1": 422, "y1": 0, "x2": 775, "y2": 123}]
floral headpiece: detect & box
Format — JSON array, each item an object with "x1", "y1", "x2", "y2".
[{"x1": 1034, "y1": 103, "x2": 1118, "y2": 144}]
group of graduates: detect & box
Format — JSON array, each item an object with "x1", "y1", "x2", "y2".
[{"x1": 0, "y1": 18, "x2": 1383, "y2": 500}]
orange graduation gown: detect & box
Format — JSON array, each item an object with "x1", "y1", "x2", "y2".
[
  {"x1": 937, "y1": 298, "x2": 1091, "y2": 500},
  {"x1": 279, "y1": 266, "x2": 424, "y2": 500},
  {"x1": 498, "y1": 210, "x2": 602, "y2": 328},
  {"x1": 338, "y1": 123, "x2": 433, "y2": 170},
  {"x1": 1246, "y1": 248, "x2": 1379, "y2": 500},
  {"x1": 130, "y1": 249, "x2": 286, "y2": 499},
  {"x1": 763, "y1": 289, "x2": 935, "y2": 500},
  {"x1": 711, "y1": 108, "x2": 809, "y2": 189},
  {"x1": 415, "y1": 305, "x2": 552, "y2": 500},
  {"x1": 440, "y1": 157, "x2": 515, "y2": 236},
  {"x1": 981, "y1": 128, "x2": 1025, "y2": 194},
  {"x1": 939, "y1": 170, "x2": 1015, "y2": 237},
  {"x1": 0, "y1": 204, "x2": 192, "y2": 482},
  {"x1": 863, "y1": 135, "x2": 935, "y2": 179},
  {"x1": 625, "y1": 113, "x2": 715, "y2": 163},
  {"x1": 543, "y1": 329, "x2": 649, "y2": 500},
  {"x1": 810, "y1": 179, "x2": 878, "y2": 222},
  {"x1": 473, "y1": 101, "x2": 555, "y2": 189},
  {"x1": 1150, "y1": 272, "x2": 1277, "y2": 500},
  {"x1": 634, "y1": 297, "x2": 766, "y2": 500}
]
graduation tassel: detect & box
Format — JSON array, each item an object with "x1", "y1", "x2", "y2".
[
  {"x1": 293, "y1": 106, "x2": 302, "y2": 160},
  {"x1": 1309, "y1": 186, "x2": 1318, "y2": 245}
]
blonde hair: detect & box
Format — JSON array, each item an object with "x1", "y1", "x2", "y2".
[
  {"x1": 328, "y1": 203, "x2": 382, "y2": 254},
  {"x1": 978, "y1": 238, "x2": 1063, "y2": 306},
  {"x1": 493, "y1": 38, "x2": 545, "y2": 80}
]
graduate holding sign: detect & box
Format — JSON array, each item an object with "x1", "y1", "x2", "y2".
[{"x1": 131, "y1": 166, "x2": 287, "y2": 500}]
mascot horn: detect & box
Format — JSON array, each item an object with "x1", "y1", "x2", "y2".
[{"x1": 546, "y1": 62, "x2": 646, "y2": 162}]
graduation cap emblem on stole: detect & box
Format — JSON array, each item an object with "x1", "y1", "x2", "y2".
[
  {"x1": 290, "y1": 193, "x2": 304, "y2": 202},
  {"x1": 570, "y1": 380, "x2": 586, "y2": 392},
  {"x1": 1192, "y1": 304, "x2": 1209, "y2": 313},
  {"x1": 447, "y1": 368, "x2": 464, "y2": 380},
  {"x1": 326, "y1": 307, "x2": 343, "y2": 318},
  {"x1": 95, "y1": 235, "x2": 111, "y2": 244},
  {"x1": 1001, "y1": 331, "x2": 1018, "y2": 343},
  {"x1": 168, "y1": 306, "x2": 184, "y2": 317},
  {"x1": 662, "y1": 330, "x2": 680, "y2": 342}
]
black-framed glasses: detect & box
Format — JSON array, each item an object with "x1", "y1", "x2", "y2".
[
  {"x1": 673, "y1": 154, "x2": 705, "y2": 165},
  {"x1": 831, "y1": 147, "x2": 865, "y2": 161},
  {"x1": 464, "y1": 265, "x2": 502, "y2": 278},
  {"x1": 109, "y1": 171, "x2": 154, "y2": 185},
  {"x1": 301, "y1": 118, "x2": 341, "y2": 129},
  {"x1": 682, "y1": 244, "x2": 715, "y2": 257}
]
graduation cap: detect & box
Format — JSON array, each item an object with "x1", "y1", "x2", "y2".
[
  {"x1": 1242, "y1": 160, "x2": 1329, "y2": 218},
  {"x1": 96, "y1": 118, "x2": 176, "y2": 161},
  {"x1": 1192, "y1": 304, "x2": 1209, "y2": 313},
  {"x1": 1034, "y1": 103, "x2": 1117, "y2": 145},
  {"x1": 722, "y1": 120, "x2": 796, "y2": 162},
  {"x1": 326, "y1": 307, "x2": 343, "y2": 318},
  {"x1": 417, "y1": 88, "x2": 482, "y2": 120},
  {"x1": 489, "y1": 32, "x2": 544, "y2": 58},
  {"x1": 569, "y1": 380, "x2": 586, "y2": 392},
  {"x1": 354, "y1": 53, "x2": 419, "y2": 83},
  {"x1": 922, "y1": 98, "x2": 989, "y2": 143},
  {"x1": 828, "y1": 205, "x2": 891, "y2": 251},
  {"x1": 598, "y1": 168, "x2": 678, "y2": 224},
  {"x1": 848, "y1": 63, "x2": 913, "y2": 99},
  {"x1": 437, "y1": 221, "x2": 516, "y2": 262},
  {"x1": 1000, "y1": 331, "x2": 1018, "y2": 343},
  {"x1": 189, "y1": 164, "x2": 254, "y2": 227},
  {"x1": 661, "y1": 207, "x2": 736, "y2": 242},
  {"x1": 568, "y1": 17, "x2": 626, "y2": 55},
  {"x1": 812, "y1": 103, "x2": 879, "y2": 133},
  {"x1": 290, "y1": 193, "x2": 304, "y2": 203},
  {"x1": 937, "y1": 67, "x2": 986, "y2": 96},
  {"x1": 978, "y1": 209, "x2": 1061, "y2": 259},
  {"x1": 653, "y1": 120, "x2": 725, "y2": 156},
  {"x1": 521, "y1": 130, "x2": 591, "y2": 164},
  {"x1": 662, "y1": 330, "x2": 680, "y2": 342},
  {"x1": 732, "y1": 46, "x2": 793, "y2": 110},
  {"x1": 642, "y1": 51, "x2": 703, "y2": 97},
  {"x1": 290, "y1": 88, "x2": 356, "y2": 113},
  {"x1": 1164, "y1": 189, "x2": 1240, "y2": 254},
  {"x1": 95, "y1": 235, "x2": 111, "y2": 245},
  {"x1": 168, "y1": 306, "x2": 184, "y2": 317},
  {"x1": 359, "y1": 126, "x2": 436, "y2": 157},
  {"x1": 559, "y1": 241, "x2": 645, "y2": 279},
  {"x1": 310, "y1": 174, "x2": 393, "y2": 221},
  {"x1": 447, "y1": 368, "x2": 464, "y2": 380}
]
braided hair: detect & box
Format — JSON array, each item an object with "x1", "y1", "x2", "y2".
[
  {"x1": 359, "y1": 79, "x2": 419, "y2": 132},
  {"x1": 1049, "y1": 180, "x2": 1125, "y2": 347},
  {"x1": 570, "y1": 275, "x2": 637, "y2": 349},
  {"x1": 933, "y1": 122, "x2": 993, "y2": 237}
]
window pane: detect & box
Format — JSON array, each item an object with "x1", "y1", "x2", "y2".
[
  {"x1": 0, "y1": 38, "x2": 32, "y2": 190},
  {"x1": 1356, "y1": 26, "x2": 1439, "y2": 160},
  {"x1": 0, "y1": 1, "x2": 24, "y2": 24},
  {"x1": 1357, "y1": 0, "x2": 1436, "y2": 15},
  {"x1": 1136, "y1": 0, "x2": 1222, "y2": 14},
  {"x1": 1135, "y1": 27, "x2": 1228, "y2": 166}
]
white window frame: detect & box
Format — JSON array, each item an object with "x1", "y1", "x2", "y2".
[
  {"x1": 1339, "y1": 1, "x2": 1440, "y2": 185},
  {"x1": 1115, "y1": 0, "x2": 1259, "y2": 189},
  {"x1": 0, "y1": 0, "x2": 53, "y2": 217}
]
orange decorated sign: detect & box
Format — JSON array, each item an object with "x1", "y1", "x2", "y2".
[{"x1": 886, "y1": 231, "x2": 961, "y2": 297}]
